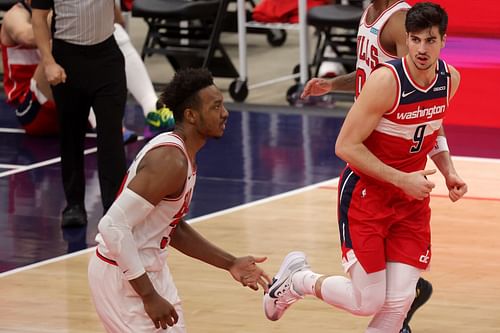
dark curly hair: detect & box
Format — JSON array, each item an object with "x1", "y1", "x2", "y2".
[
  {"x1": 157, "y1": 68, "x2": 214, "y2": 123},
  {"x1": 406, "y1": 2, "x2": 448, "y2": 38}
]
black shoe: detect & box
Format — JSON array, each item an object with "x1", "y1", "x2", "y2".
[
  {"x1": 61, "y1": 204, "x2": 88, "y2": 228},
  {"x1": 400, "y1": 277, "x2": 433, "y2": 333}
]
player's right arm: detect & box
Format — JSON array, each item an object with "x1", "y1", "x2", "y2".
[
  {"x1": 335, "y1": 66, "x2": 436, "y2": 200},
  {"x1": 98, "y1": 146, "x2": 187, "y2": 329},
  {"x1": 301, "y1": 71, "x2": 356, "y2": 98},
  {"x1": 31, "y1": 5, "x2": 67, "y2": 85}
]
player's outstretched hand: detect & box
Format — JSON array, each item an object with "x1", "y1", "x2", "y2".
[
  {"x1": 229, "y1": 256, "x2": 271, "y2": 292},
  {"x1": 300, "y1": 78, "x2": 332, "y2": 99}
]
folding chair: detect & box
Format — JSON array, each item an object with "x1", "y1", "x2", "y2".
[
  {"x1": 308, "y1": 1, "x2": 363, "y2": 76},
  {"x1": 132, "y1": 0, "x2": 239, "y2": 78}
]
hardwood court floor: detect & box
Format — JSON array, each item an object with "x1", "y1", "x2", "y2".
[{"x1": 1, "y1": 156, "x2": 499, "y2": 333}]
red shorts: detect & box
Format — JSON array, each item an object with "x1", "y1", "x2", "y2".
[
  {"x1": 338, "y1": 166, "x2": 431, "y2": 273},
  {"x1": 16, "y1": 84, "x2": 59, "y2": 136}
]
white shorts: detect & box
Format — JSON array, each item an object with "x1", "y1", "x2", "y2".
[{"x1": 88, "y1": 252, "x2": 186, "y2": 333}]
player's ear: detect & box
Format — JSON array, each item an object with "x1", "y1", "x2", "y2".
[
  {"x1": 184, "y1": 108, "x2": 197, "y2": 124},
  {"x1": 441, "y1": 33, "x2": 447, "y2": 48}
]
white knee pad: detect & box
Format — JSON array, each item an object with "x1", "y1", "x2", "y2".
[
  {"x1": 367, "y1": 262, "x2": 421, "y2": 332},
  {"x1": 384, "y1": 262, "x2": 419, "y2": 314},
  {"x1": 320, "y1": 264, "x2": 386, "y2": 316}
]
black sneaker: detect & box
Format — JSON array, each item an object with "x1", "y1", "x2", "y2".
[
  {"x1": 400, "y1": 277, "x2": 433, "y2": 333},
  {"x1": 61, "y1": 204, "x2": 88, "y2": 228}
]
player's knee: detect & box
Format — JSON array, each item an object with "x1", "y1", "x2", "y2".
[
  {"x1": 354, "y1": 285, "x2": 386, "y2": 316},
  {"x1": 357, "y1": 295, "x2": 385, "y2": 316},
  {"x1": 384, "y1": 288, "x2": 415, "y2": 316}
]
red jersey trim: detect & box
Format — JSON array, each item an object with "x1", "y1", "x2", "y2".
[
  {"x1": 444, "y1": 61, "x2": 451, "y2": 107},
  {"x1": 96, "y1": 248, "x2": 118, "y2": 266},
  {"x1": 376, "y1": 63, "x2": 401, "y2": 115},
  {"x1": 376, "y1": 8, "x2": 410, "y2": 59},
  {"x1": 402, "y1": 57, "x2": 438, "y2": 92},
  {"x1": 167, "y1": 133, "x2": 197, "y2": 174},
  {"x1": 361, "y1": 1, "x2": 406, "y2": 28}
]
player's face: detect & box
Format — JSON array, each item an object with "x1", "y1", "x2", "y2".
[
  {"x1": 406, "y1": 26, "x2": 446, "y2": 71},
  {"x1": 195, "y1": 85, "x2": 228, "y2": 139}
]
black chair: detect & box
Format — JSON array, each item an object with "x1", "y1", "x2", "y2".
[
  {"x1": 132, "y1": 0, "x2": 239, "y2": 79},
  {"x1": 221, "y1": 0, "x2": 287, "y2": 47},
  {"x1": 285, "y1": 1, "x2": 363, "y2": 105},
  {"x1": 307, "y1": 1, "x2": 363, "y2": 76}
]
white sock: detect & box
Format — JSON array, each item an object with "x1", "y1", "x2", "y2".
[
  {"x1": 114, "y1": 23, "x2": 158, "y2": 116},
  {"x1": 292, "y1": 270, "x2": 322, "y2": 296}
]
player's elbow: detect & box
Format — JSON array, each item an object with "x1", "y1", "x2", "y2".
[
  {"x1": 13, "y1": 30, "x2": 35, "y2": 47},
  {"x1": 335, "y1": 139, "x2": 349, "y2": 161},
  {"x1": 97, "y1": 215, "x2": 125, "y2": 255}
]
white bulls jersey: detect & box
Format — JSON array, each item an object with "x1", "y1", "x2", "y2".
[
  {"x1": 95, "y1": 132, "x2": 197, "y2": 272},
  {"x1": 355, "y1": 1, "x2": 410, "y2": 97}
]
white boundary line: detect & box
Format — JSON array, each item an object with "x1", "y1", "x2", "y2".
[
  {"x1": 0, "y1": 177, "x2": 340, "y2": 279},
  {"x1": 0, "y1": 127, "x2": 99, "y2": 138},
  {"x1": 0, "y1": 147, "x2": 98, "y2": 178},
  {"x1": 0, "y1": 127, "x2": 26, "y2": 133},
  {"x1": 453, "y1": 155, "x2": 500, "y2": 164},
  {"x1": 0, "y1": 163, "x2": 25, "y2": 169},
  {"x1": 1, "y1": 154, "x2": 499, "y2": 278}
]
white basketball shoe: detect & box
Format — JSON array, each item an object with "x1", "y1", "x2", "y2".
[{"x1": 263, "y1": 251, "x2": 310, "y2": 321}]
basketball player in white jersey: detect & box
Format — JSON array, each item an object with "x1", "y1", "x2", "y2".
[
  {"x1": 88, "y1": 68, "x2": 271, "y2": 332},
  {"x1": 301, "y1": 2, "x2": 433, "y2": 332},
  {"x1": 302, "y1": 0, "x2": 409, "y2": 97},
  {"x1": 266, "y1": 2, "x2": 467, "y2": 332}
]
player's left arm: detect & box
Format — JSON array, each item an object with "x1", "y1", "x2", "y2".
[
  {"x1": 429, "y1": 65, "x2": 468, "y2": 202},
  {"x1": 170, "y1": 219, "x2": 271, "y2": 291}
]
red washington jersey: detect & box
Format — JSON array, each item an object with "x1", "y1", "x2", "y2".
[{"x1": 355, "y1": 57, "x2": 451, "y2": 179}]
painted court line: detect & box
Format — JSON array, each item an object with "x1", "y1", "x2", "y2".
[
  {"x1": 0, "y1": 147, "x2": 98, "y2": 178},
  {"x1": 0, "y1": 177, "x2": 340, "y2": 278},
  {"x1": 1, "y1": 156, "x2": 498, "y2": 277},
  {"x1": 0, "y1": 163, "x2": 25, "y2": 169},
  {"x1": 0, "y1": 127, "x2": 97, "y2": 138}
]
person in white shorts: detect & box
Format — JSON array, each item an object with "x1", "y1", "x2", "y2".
[{"x1": 88, "y1": 68, "x2": 271, "y2": 332}]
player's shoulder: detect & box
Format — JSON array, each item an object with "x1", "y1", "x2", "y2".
[
  {"x1": 363, "y1": 65, "x2": 398, "y2": 96},
  {"x1": 445, "y1": 63, "x2": 461, "y2": 96},
  {"x1": 384, "y1": 8, "x2": 407, "y2": 35}
]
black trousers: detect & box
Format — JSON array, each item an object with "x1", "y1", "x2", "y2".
[{"x1": 52, "y1": 36, "x2": 127, "y2": 213}]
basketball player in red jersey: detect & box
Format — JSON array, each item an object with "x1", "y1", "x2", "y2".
[
  {"x1": 264, "y1": 3, "x2": 467, "y2": 333},
  {"x1": 0, "y1": 0, "x2": 59, "y2": 135},
  {"x1": 301, "y1": 2, "x2": 434, "y2": 332}
]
